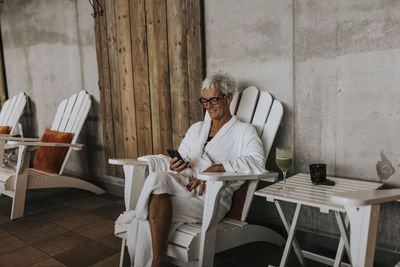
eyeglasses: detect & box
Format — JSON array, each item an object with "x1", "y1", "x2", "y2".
[{"x1": 198, "y1": 94, "x2": 226, "y2": 106}]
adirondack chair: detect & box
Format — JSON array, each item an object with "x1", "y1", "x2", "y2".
[
  {"x1": 330, "y1": 188, "x2": 400, "y2": 267},
  {"x1": 110, "y1": 86, "x2": 286, "y2": 267},
  {"x1": 0, "y1": 92, "x2": 26, "y2": 137},
  {"x1": 0, "y1": 92, "x2": 27, "y2": 165},
  {"x1": 0, "y1": 90, "x2": 105, "y2": 219}
]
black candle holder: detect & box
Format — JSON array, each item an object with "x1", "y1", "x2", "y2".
[{"x1": 309, "y1": 164, "x2": 327, "y2": 184}]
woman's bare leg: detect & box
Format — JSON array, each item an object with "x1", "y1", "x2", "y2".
[{"x1": 149, "y1": 193, "x2": 172, "y2": 267}]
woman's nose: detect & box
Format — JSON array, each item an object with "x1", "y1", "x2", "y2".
[{"x1": 204, "y1": 102, "x2": 214, "y2": 108}]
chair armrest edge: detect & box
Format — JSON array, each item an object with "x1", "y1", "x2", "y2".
[
  {"x1": 198, "y1": 172, "x2": 263, "y2": 181},
  {"x1": 15, "y1": 141, "x2": 84, "y2": 149},
  {"x1": 0, "y1": 136, "x2": 40, "y2": 141},
  {"x1": 259, "y1": 171, "x2": 279, "y2": 182},
  {"x1": 109, "y1": 158, "x2": 149, "y2": 166}
]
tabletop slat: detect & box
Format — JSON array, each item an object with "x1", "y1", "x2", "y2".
[{"x1": 255, "y1": 173, "x2": 382, "y2": 212}]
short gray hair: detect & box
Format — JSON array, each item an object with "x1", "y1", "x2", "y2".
[{"x1": 201, "y1": 73, "x2": 237, "y2": 95}]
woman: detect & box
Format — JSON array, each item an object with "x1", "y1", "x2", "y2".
[{"x1": 121, "y1": 73, "x2": 266, "y2": 267}]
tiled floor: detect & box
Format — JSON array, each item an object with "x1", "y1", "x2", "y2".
[
  {"x1": 0, "y1": 188, "x2": 329, "y2": 267},
  {"x1": 0, "y1": 188, "x2": 124, "y2": 267}
]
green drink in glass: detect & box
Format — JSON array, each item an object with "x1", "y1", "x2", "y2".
[{"x1": 276, "y1": 146, "x2": 292, "y2": 190}]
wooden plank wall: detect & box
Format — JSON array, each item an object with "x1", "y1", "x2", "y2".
[{"x1": 94, "y1": 0, "x2": 204, "y2": 177}]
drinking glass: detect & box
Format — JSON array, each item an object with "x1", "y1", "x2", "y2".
[{"x1": 276, "y1": 146, "x2": 292, "y2": 190}]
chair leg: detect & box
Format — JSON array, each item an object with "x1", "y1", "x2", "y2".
[
  {"x1": 27, "y1": 175, "x2": 105, "y2": 195},
  {"x1": 120, "y1": 239, "x2": 131, "y2": 267},
  {"x1": 199, "y1": 181, "x2": 224, "y2": 267},
  {"x1": 0, "y1": 139, "x2": 5, "y2": 166},
  {"x1": 11, "y1": 172, "x2": 28, "y2": 219}
]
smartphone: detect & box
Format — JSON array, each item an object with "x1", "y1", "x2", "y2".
[{"x1": 167, "y1": 149, "x2": 185, "y2": 165}]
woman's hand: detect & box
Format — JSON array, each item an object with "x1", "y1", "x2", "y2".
[
  {"x1": 169, "y1": 157, "x2": 188, "y2": 172},
  {"x1": 186, "y1": 164, "x2": 225, "y2": 195},
  {"x1": 186, "y1": 178, "x2": 206, "y2": 195}
]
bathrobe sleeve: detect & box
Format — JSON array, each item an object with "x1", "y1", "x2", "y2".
[
  {"x1": 177, "y1": 123, "x2": 197, "y2": 161},
  {"x1": 177, "y1": 122, "x2": 213, "y2": 176},
  {"x1": 222, "y1": 124, "x2": 266, "y2": 174}
]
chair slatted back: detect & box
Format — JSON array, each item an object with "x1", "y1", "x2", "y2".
[
  {"x1": 1, "y1": 95, "x2": 18, "y2": 126},
  {"x1": 252, "y1": 92, "x2": 273, "y2": 136},
  {"x1": 196, "y1": 86, "x2": 283, "y2": 221},
  {"x1": 261, "y1": 101, "x2": 283, "y2": 159},
  {"x1": 235, "y1": 86, "x2": 259, "y2": 123},
  {"x1": 49, "y1": 91, "x2": 91, "y2": 174},
  {"x1": 0, "y1": 100, "x2": 10, "y2": 124},
  {"x1": 8, "y1": 93, "x2": 27, "y2": 129},
  {"x1": 55, "y1": 94, "x2": 78, "y2": 133},
  {"x1": 0, "y1": 93, "x2": 27, "y2": 134},
  {"x1": 51, "y1": 99, "x2": 68, "y2": 131},
  {"x1": 65, "y1": 91, "x2": 91, "y2": 140},
  {"x1": 224, "y1": 86, "x2": 283, "y2": 221}
]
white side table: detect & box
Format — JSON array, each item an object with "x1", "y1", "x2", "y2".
[{"x1": 255, "y1": 173, "x2": 382, "y2": 267}]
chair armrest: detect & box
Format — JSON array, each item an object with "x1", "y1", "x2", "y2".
[
  {"x1": 330, "y1": 189, "x2": 400, "y2": 206},
  {"x1": 259, "y1": 171, "x2": 279, "y2": 182},
  {"x1": 0, "y1": 136, "x2": 41, "y2": 142},
  {"x1": 14, "y1": 141, "x2": 84, "y2": 149},
  {"x1": 198, "y1": 171, "x2": 278, "y2": 182},
  {"x1": 109, "y1": 158, "x2": 149, "y2": 166}
]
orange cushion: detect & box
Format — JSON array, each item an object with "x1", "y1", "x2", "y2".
[
  {"x1": 33, "y1": 129, "x2": 74, "y2": 174},
  {"x1": 225, "y1": 181, "x2": 249, "y2": 220},
  {"x1": 0, "y1": 126, "x2": 10, "y2": 134}
]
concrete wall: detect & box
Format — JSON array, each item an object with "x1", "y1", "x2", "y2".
[
  {"x1": 0, "y1": 0, "x2": 109, "y2": 184},
  {"x1": 205, "y1": 0, "x2": 400, "y2": 253},
  {"x1": 205, "y1": 0, "x2": 294, "y2": 152},
  {"x1": 294, "y1": 0, "x2": 400, "y2": 185},
  {"x1": 293, "y1": 0, "x2": 400, "y2": 252}
]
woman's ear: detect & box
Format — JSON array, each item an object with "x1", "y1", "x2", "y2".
[{"x1": 227, "y1": 93, "x2": 233, "y2": 103}]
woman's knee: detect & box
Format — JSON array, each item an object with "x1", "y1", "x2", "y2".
[{"x1": 146, "y1": 172, "x2": 171, "y2": 190}]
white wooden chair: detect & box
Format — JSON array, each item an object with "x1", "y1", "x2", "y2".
[
  {"x1": 110, "y1": 86, "x2": 286, "y2": 267},
  {"x1": 0, "y1": 92, "x2": 26, "y2": 137},
  {"x1": 0, "y1": 90, "x2": 105, "y2": 219},
  {"x1": 330, "y1": 188, "x2": 400, "y2": 267},
  {"x1": 0, "y1": 92, "x2": 27, "y2": 165}
]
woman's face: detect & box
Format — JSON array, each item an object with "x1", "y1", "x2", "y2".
[{"x1": 201, "y1": 87, "x2": 232, "y2": 120}]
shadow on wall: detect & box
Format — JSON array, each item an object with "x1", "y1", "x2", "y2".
[
  {"x1": 376, "y1": 151, "x2": 398, "y2": 186},
  {"x1": 20, "y1": 96, "x2": 37, "y2": 138},
  {"x1": 84, "y1": 95, "x2": 106, "y2": 178}
]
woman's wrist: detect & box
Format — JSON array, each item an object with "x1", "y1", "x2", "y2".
[
  {"x1": 203, "y1": 164, "x2": 225, "y2": 173},
  {"x1": 216, "y1": 164, "x2": 225, "y2": 172},
  {"x1": 210, "y1": 164, "x2": 225, "y2": 172}
]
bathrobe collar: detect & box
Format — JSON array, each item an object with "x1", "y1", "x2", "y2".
[{"x1": 203, "y1": 116, "x2": 238, "y2": 153}]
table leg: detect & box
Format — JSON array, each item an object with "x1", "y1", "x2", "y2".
[
  {"x1": 275, "y1": 201, "x2": 306, "y2": 267},
  {"x1": 334, "y1": 212, "x2": 351, "y2": 267},
  {"x1": 345, "y1": 205, "x2": 380, "y2": 267}
]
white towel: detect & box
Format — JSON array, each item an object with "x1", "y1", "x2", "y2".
[
  {"x1": 114, "y1": 210, "x2": 136, "y2": 238},
  {"x1": 138, "y1": 154, "x2": 170, "y2": 173}
]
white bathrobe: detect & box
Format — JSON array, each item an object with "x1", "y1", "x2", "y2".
[{"x1": 116, "y1": 116, "x2": 266, "y2": 267}]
